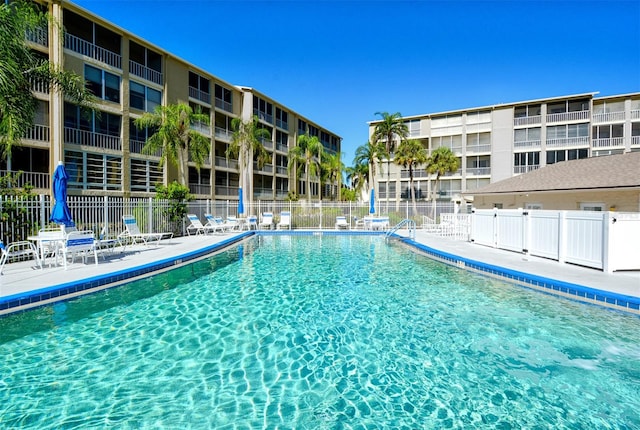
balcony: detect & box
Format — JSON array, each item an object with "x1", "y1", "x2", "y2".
[
  {"x1": 188, "y1": 152, "x2": 211, "y2": 166},
  {"x1": 513, "y1": 115, "x2": 541, "y2": 127},
  {"x1": 592, "y1": 137, "x2": 624, "y2": 149},
  {"x1": 466, "y1": 144, "x2": 491, "y2": 153},
  {"x1": 276, "y1": 119, "x2": 288, "y2": 130},
  {"x1": 514, "y1": 165, "x2": 540, "y2": 174},
  {"x1": 254, "y1": 187, "x2": 274, "y2": 199},
  {"x1": 26, "y1": 26, "x2": 48, "y2": 47},
  {"x1": 30, "y1": 77, "x2": 49, "y2": 95},
  {"x1": 546, "y1": 136, "x2": 590, "y2": 148},
  {"x1": 260, "y1": 138, "x2": 273, "y2": 150},
  {"x1": 466, "y1": 167, "x2": 491, "y2": 176},
  {"x1": 189, "y1": 184, "x2": 211, "y2": 195},
  {"x1": 275, "y1": 142, "x2": 288, "y2": 152},
  {"x1": 64, "y1": 34, "x2": 121, "y2": 69},
  {"x1": 215, "y1": 98, "x2": 232, "y2": 113},
  {"x1": 191, "y1": 122, "x2": 211, "y2": 137},
  {"x1": 592, "y1": 111, "x2": 625, "y2": 124},
  {"x1": 24, "y1": 124, "x2": 50, "y2": 142},
  {"x1": 129, "y1": 138, "x2": 163, "y2": 156},
  {"x1": 189, "y1": 86, "x2": 211, "y2": 104},
  {"x1": 442, "y1": 168, "x2": 462, "y2": 177},
  {"x1": 0, "y1": 170, "x2": 49, "y2": 189},
  {"x1": 215, "y1": 156, "x2": 238, "y2": 170},
  {"x1": 546, "y1": 110, "x2": 590, "y2": 123},
  {"x1": 215, "y1": 127, "x2": 232, "y2": 142},
  {"x1": 64, "y1": 128, "x2": 121, "y2": 150},
  {"x1": 276, "y1": 166, "x2": 288, "y2": 176},
  {"x1": 632, "y1": 110, "x2": 640, "y2": 120},
  {"x1": 215, "y1": 185, "x2": 234, "y2": 196},
  {"x1": 632, "y1": 136, "x2": 640, "y2": 148},
  {"x1": 400, "y1": 169, "x2": 428, "y2": 179},
  {"x1": 514, "y1": 139, "x2": 541, "y2": 150},
  {"x1": 256, "y1": 164, "x2": 273, "y2": 173},
  {"x1": 130, "y1": 60, "x2": 162, "y2": 86},
  {"x1": 254, "y1": 110, "x2": 273, "y2": 124}
]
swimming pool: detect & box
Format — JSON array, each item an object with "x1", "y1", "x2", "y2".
[{"x1": 0, "y1": 235, "x2": 638, "y2": 428}]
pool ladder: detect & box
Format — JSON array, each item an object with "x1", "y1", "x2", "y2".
[{"x1": 385, "y1": 219, "x2": 416, "y2": 240}]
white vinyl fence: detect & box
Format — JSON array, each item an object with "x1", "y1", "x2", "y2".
[{"x1": 471, "y1": 208, "x2": 640, "y2": 272}]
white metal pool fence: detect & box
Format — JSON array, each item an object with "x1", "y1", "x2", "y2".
[
  {"x1": 0, "y1": 196, "x2": 458, "y2": 243},
  {"x1": 471, "y1": 208, "x2": 640, "y2": 272}
]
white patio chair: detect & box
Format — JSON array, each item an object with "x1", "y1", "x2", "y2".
[
  {"x1": 0, "y1": 240, "x2": 42, "y2": 274},
  {"x1": 259, "y1": 212, "x2": 274, "y2": 230},
  {"x1": 203, "y1": 214, "x2": 226, "y2": 234},
  {"x1": 335, "y1": 216, "x2": 350, "y2": 230},
  {"x1": 247, "y1": 215, "x2": 258, "y2": 230},
  {"x1": 186, "y1": 214, "x2": 217, "y2": 236},
  {"x1": 59, "y1": 230, "x2": 98, "y2": 270},
  {"x1": 277, "y1": 211, "x2": 291, "y2": 230}
]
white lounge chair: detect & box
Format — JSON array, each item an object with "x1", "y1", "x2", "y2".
[
  {"x1": 186, "y1": 214, "x2": 217, "y2": 236},
  {"x1": 259, "y1": 212, "x2": 274, "y2": 230},
  {"x1": 204, "y1": 214, "x2": 227, "y2": 234},
  {"x1": 335, "y1": 216, "x2": 350, "y2": 230},
  {"x1": 370, "y1": 216, "x2": 390, "y2": 231},
  {"x1": 0, "y1": 240, "x2": 42, "y2": 274},
  {"x1": 277, "y1": 211, "x2": 291, "y2": 230},
  {"x1": 119, "y1": 215, "x2": 172, "y2": 246},
  {"x1": 247, "y1": 215, "x2": 258, "y2": 230},
  {"x1": 224, "y1": 216, "x2": 239, "y2": 231},
  {"x1": 96, "y1": 225, "x2": 120, "y2": 258},
  {"x1": 59, "y1": 230, "x2": 98, "y2": 270}
]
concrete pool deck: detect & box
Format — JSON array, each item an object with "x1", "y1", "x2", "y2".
[{"x1": 0, "y1": 230, "x2": 638, "y2": 316}]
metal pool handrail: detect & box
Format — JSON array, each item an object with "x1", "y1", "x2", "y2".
[{"x1": 386, "y1": 219, "x2": 416, "y2": 240}]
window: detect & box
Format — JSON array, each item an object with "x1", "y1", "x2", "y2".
[
  {"x1": 64, "y1": 103, "x2": 120, "y2": 137},
  {"x1": 130, "y1": 81, "x2": 161, "y2": 112},
  {"x1": 514, "y1": 104, "x2": 541, "y2": 118},
  {"x1": 253, "y1": 95, "x2": 273, "y2": 123},
  {"x1": 298, "y1": 119, "x2": 307, "y2": 135},
  {"x1": 580, "y1": 202, "x2": 604, "y2": 211},
  {"x1": 214, "y1": 84, "x2": 232, "y2": 111},
  {"x1": 547, "y1": 149, "x2": 588, "y2": 164},
  {"x1": 547, "y1": 124, "x2": 589, "y2": 139},
  {"x1": 514, "y1": 127, "x2": 540, "y2": 143},
  {"x1": 85, "y1": 65, "x2": 120, "y2": 102},
  {"x1": 275, "y1": 107, "x2": 288, "y2": 130},
  {"x1": 514, "y1": 152, "x2": 539, "y2": 171},
  {"x1": 131, "y1": 158, "x2": 162, "y2": 192},
  {"x1": 593, "y1": 124, "x2": 624, "y2": 139},
  {"x1": 65, "y1": 150, "x2": 122, "y2": 190}
]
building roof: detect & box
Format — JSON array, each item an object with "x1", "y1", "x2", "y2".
[{"x1": 466, "y1": 151, "x2": 640, "y2": 195}]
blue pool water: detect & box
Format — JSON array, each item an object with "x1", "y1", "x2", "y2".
[{"x1": 0, "y1": 235, "x2": 638, "y2": 429}]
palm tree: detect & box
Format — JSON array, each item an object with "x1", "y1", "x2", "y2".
[
  {"x1": 134, "y1": 103, "x2": 210, "y2": 186},
  {"x1": 321, "y1": 151, "x2": 344, "y2": 201},
  {"x1": 353, "y1": 140, "x2": 382, "y2": 199},
  {"x1": 371, "y1": 112, "x2": 408, "y2": 211},
  {"x1": 426, "y1": 146, "x2": 460, "y2": 219},
  {"x1": 345, "y1": 162, "x2": 368, "y2": 200},
  {"x1": 394, "y1": 139, "x2": 428, "y2": 216},
  {"x1": 0, "y1": 1, "x2": 93, "y2": 159},
  {"x1": 226, "y1": 115, "x2": 270, "y2": 212},
  {"x1": 288, "y1": 134, "x2": 323, "y2": 203}
]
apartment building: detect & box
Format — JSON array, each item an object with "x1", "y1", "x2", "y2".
[
  {"x1": 10, "y1": 0, "x2": 341, "y2": 201},
  {"x1": 368, "y1": 92, "x2": 640, "y2": 205}
]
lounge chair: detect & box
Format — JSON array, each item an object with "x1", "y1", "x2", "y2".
[
  {"x1": 247, "y1": 215, "x2": 258, "y2": 230},
  {"x1": 186, "y1": 214, "x2": 217, "y2": 236},
  {"x1": 204, "y1": 214, "x2": 227, "y2": 234},
  {"x1": 96, "y1": 225, "x2": 120, "y2": 258},
  {"x1": 259, "y1": 212, "x2": 274, "y2": 230},
  {"x1": 119, "y1": 215, "x2": 172, "y2": 246},
  {"x1": 59, "y1": 230, "x2": 98, "y2": 270},
  {"x1": 370, "y1": 216, "x2": 390, "y2": 231},
  {"x1": 0, "y1": 240, "x2": 42, "y2": 274},
  {"x1": 224, "y1": 216, "x2": 239, "y2": 231},
  {"x1": 277, "y1": 211, "x2": 291, "y2": 230},
  {"x1": 335, "y1": 216, "x2": 350, "y2": 230}
]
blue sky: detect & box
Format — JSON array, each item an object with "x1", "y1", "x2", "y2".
[{"x1": 73, "y1": 0, "x2": 640, "y2": 166}]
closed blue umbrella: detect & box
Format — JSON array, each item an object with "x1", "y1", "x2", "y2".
[
  {"x1": 369, "y1": 188, "x2": 375, "y2": 215},
  {"x1": 238, "y1": 187, "x2": 244, "y2": 216},
  {"x1": 50, "y1": 162, "x2": 74, "y2": 227}
]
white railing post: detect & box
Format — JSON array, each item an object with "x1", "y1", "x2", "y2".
[
  {"x1": 492, "y1": 207, "x2": 498, "y2": 247},
  {"x1": 522, "y1": 209, "x2": 530, "y2": 254},
  {"x1": 39, "y1": 194, "x2": 46, "y2": 230},
  {"x1": 602, "y1": 212, "x2": 613, "y2": 273},
  {"x1": 103, "y1": 195, "x2": 109, "y2": 234},
  {"x1": 148, "y1": 197, "x2": 153, "y2": 234}
]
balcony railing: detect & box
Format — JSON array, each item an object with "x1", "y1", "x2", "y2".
[
  {"x1": 546, "y1": 136, "x2": 590, "y2": 148},
  {"x1": 276, "y1": 119, "x2": 288, "y2": 130},
  {"x1": 254, "y1": 187, "x2": 274, "y2": 199},
  {"x1": 442, "y1": 168, "x2": 462, "y2": 177},
  {"x1": 592, "y1": 111, "x2": 625, "y2": 124},
  {"x1": 130, "y1": 139, "x2": 163, "y2": 156},
  {"x1": 64, "y1": 33, "x2": 121, "y2": 69},
  {"x1": 215, "y1": 185, "x2": 234, "y2": 196},
  {"x1": 256, "y1": 164, "x2": 273, "y2": 173},
  {"x1": 215, "y1": 98, "x2": 232, "y2": 113},
  {"x1": 276, "y1": 166, "x2": 288, "y2": 175},
  {"x1": 276, "y1": 143, "x2": 288, "y2": 152},
  {"x1": 592, "y1": 137, "x2": 624, "y2": 149},
  {"x1": 260, "y1": 138, "x2": 273, "y2": 150},
  {"x1": 64, "y1": 127, "x2": 121, "y2": 150},
  {"x1": 24, "y1": 124, "x2": 50, "y2": 142},
  {"x1": 215, "y1": 127, "x2": 232, "y2": 141},
  {"x1": 215, "y1": 156, "x2": 238, "y2": 170},
  {"x1": 546, "y1": 110, "x2": 590, "y2": 123},
  {"x1": 189, "y1": 184, "x2": 211, "y2": 195},
  {"x1": 513, "y1": 115, "x2": 541, "y2": 126},
  {"x1": 514, "y1": 139, "x2": 541, "y2": 150},
  {"x1": 30, "y1": 77, "x2": 49, "y2": 94},
  {"x1": 130, "y1": 60, "x2": 162, "y2": 86},
  {"x1": 632, "y1": 136, "x2": 640, "y2": 148},
  {"x1": 400, "y1": 169, "x2": 429, "y2": 179},
  {"x1": 466, "y1": 144, "x2": 491, "y2": 153},
  {"x1": 0, "y1": 170, "x2": 49, "y2": 189},
  {"x1": 514, "y1": 165, "x2": 540, "y2": 174},
  {"x1": 26, "y1": 26, "x2": 48, "y2": 47},
  {"x1": 191, "y1": 122, "x2": 211, "y2": 137},
  {"x1": 632, "y1": 110, "x2": 640, "y2": 120},
  {"x1": 466, "y1": 167, "x2": 491, "y2": 176},
  {"x1": 254, "y1": 110, "x2": 273, "y2": 124},
  {"x1": 189, "y1": 86, "x2": 211, "y2": 104}
]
